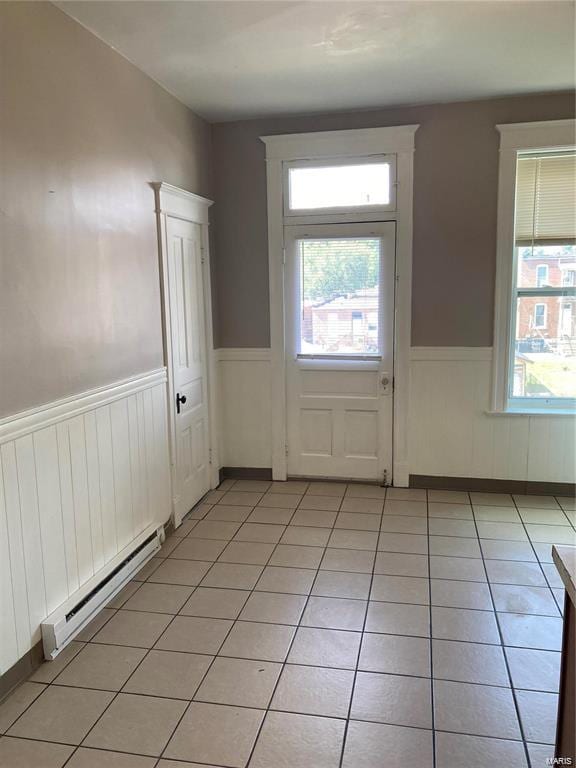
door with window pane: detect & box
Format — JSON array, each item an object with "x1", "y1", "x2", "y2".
[{"x1": 285, "y1": 222, "x2": 395, "y2": 480}]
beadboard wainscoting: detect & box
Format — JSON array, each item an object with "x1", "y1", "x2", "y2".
[
  {"x1": 0, "y1": 369, "x2": 171, "y2": 676},
  {"x1": 216, "y1": 349, "x2": 272, "y2": 469},
  {"x1": 409, "y1": 347, "x2": 575, "y2": 483}
]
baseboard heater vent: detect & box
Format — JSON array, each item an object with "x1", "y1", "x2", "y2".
[{"x1": 41, "y1": 526, "x2": 164, "y2": 660}]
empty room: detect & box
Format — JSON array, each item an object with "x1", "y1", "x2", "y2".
[{"x1": 1, "y1": 1, "x2": 575, "y2": 767}]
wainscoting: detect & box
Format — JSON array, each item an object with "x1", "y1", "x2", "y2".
[
  {"x1": 409, "y1": 347, "x2": 575, "y2": 483},
  {"x1": 0, "y1": 369, "x2": 171, "y2": 676}
]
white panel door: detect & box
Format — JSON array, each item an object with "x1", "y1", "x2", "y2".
[
  {"x1": 285, "y1": 222, "x2": 395, "y2": 481},
  {"x1": 166, "y1": 217, "x2": 210, "y2": 521}
]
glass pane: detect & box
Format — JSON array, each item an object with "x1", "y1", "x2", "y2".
[
  {"x1": 299, "y1": 238, "x2": 380, "y2": 355},
  {"x1": 289, "y1": 163, "x2": 390, "y2": 210},
  {"x1": 516, "y1": 244, "x2": 576, "y2": 288},
  {"x1": 512, "y1": 295, "x2": 576, "y2": 398}
]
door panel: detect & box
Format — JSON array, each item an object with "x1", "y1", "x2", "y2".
[
  {"x1": 285, "y1": 222, "x2": 395, "y2": 481},
  {"x1": 166, "y1": 217, "x2": 210, "y2": 519}
]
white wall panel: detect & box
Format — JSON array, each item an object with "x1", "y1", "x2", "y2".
[{"x1": 0, "y1": 369, "x2": 170, "y2": 675}]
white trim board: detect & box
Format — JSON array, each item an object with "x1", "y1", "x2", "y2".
[{"x1": 410, "y1": 347, "x2": 493, "y2": 361}]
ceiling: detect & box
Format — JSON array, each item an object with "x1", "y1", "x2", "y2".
[{"x1": 57, "y1": 1, "x2": 575, "y2": 123}]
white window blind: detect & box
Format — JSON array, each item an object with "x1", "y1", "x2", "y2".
[{"x1": 515, "y1": 152, "x2": 576, "y2": 246}]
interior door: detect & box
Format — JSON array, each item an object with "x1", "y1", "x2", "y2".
[
  {"x1": 285, "y1": 221, "x2": 395, "y2": 481},
  {"x1": 166, "y1": 216, "x2": 210, "y2": 522}
]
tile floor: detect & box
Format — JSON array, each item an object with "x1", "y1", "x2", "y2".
[{"x1": 1, "y1": 480, "x2": 575, "y2": 768}]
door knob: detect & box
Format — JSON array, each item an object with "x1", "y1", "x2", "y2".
[
  {"x1": 176, "y1": 393, "x2": 187, "y2": 413},
  {"x1": 381, "y1": 376, "x2": 390, "y2": 387}
]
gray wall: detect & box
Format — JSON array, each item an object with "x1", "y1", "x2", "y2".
[
  {"x1": 0, "y1": 2, "x2": 212, "y2": 418},
  {"x1": 211, "y1": 92, "x2": 575, "y2": 349}
]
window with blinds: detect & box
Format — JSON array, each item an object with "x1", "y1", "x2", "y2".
[{"x1": 509, "y1": 149, "x2": 576, "y2": 403}]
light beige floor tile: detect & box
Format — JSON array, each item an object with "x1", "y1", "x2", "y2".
[
  {"x1": 259, "y1": 492, "x2": 302, "y2": 508},
  {"x1": 302, "y1": 596, "x2": 367, "y2": 631},
  {"x1": 218, "y1": 541, "x2": 275, "y2": 565},
  {"x1": 170, "y1": 538, "x2": 228, "y2": 561},
  {"x1": 342, "y1": 720, "x2": 433, "y2": 768},
  {"x1": 299, "y1": 494, "x2": 341, "y2": 511},
  {"x1": 0, "y1": 682, "x2": 46, "y2": 733},
  {"x1": 516, "y1": 690, "x2": 558, "y2": 744},
  {"x1": 122, "y1": 582, "x2": 193, "y2": 612},
  {"x1": 346, "y1": 484, "x2": 387, "y2": 499},
  {"x1": 312, "y1": 570, "x2": 371, "y2": 599},
  {"x1": 491, "y1": 584, "x2": 559, "y2": 616},
  {"x1": 204, "y1": 489, "x2": 226, "y2": 503},
  {"x1": 92, "y1": 610, "x2": 172, "y2": 648},
  {"x1": 239, "y1": 591, "x2": 306, "y2": 624},
  {"x1": 504, "y1": 647, "x2": 561, "y2": 692},
  {"x1": 428, "y1": 490, "x2": 470, "y2": 504},
  {"x1": 371, "y1": 574, "x2": 429, "y2": 605},
  {"x1": 383, "y1": 499, "x2": 428, "y2": 517},
  {"x1": 433, "y1": 679, "x2": 521, "y2": 739},
  {"x1": 188, "y1": 502, "x2": 213, "y2": 519},
  {"x1": 435, "y1": 732, "x2": 527, "y2": 768},
  {"x1": 290, "y1": 509, "x2": 337, "y2": 528},
  {"x1": 84, "y1": 693, "x2": 187, "y2": 756},
  {"x1": 247, "y1": 506, "x2": 295, "y2": 524},
  {"x1": 269, "y1": 481, "x2": 309, "y2": 494},
  {"x1": 428, "y1": 502, "x2": 473, "y2": 520},
  {"x1": 525, "y1": 524, "x2": 576, "y2": 545},
  {"x1": 340, "y1": 497, "x2": 384, "y2": 514},
  {"x1": 541, "y1": 562, "x2": 564, "y2": 588},
  {"x1": 220, "y1": 491, "x2": 263, "y2": 506},
  {"x1": 320, "y1": 548, "x2": 375, "y2": 573},
  {"x1": 432, "y1": 639, "x2": 509, "y2": 686},
  {"x1": 7, "y1": 686, "x2": 113, "y2": 744},
  {"x1": 165, "y1": 701, "x2": 264, "y2": 767},
  {"x1": 280, "y1": 525, "x2": 330, "y2": 547},
  {"x1": 306, "y1": 481, "x2": 347, "y2": 497},
  {"x1": 431, "y1": 580, "x2": 492, "y2": 610},
  {"x1": 107, "y1": 580, "x2": 141, "y2": 608},
  {"x1": 380, "y1": 515, "x2": 427, "y2": 534},
  {"x1": 66, "y1": 747, "x2": 156, "y2": 767},
  {"x1": 429, "y1": 536, "x2": 481, "y2": 558},
  {"x1": 155, "y1": 616, "x2": 232, "y2": 654},
  {"x1": 75, "y1": 608, "x2": 116, "y2": 641},
  {"x1": 527, "y1": 742, "x2": 555, "y2": 767},
  {"x1": 552, "y1": 587, "x2": 565, "y2": 613},
  {"x1": 498, "y1": 613, "x2": 562, "y2": 651},
  {"x1": 250, "y1": 711, "x2": 345, "y2": 768},
  {"x1": 54, "y1": 643, "x2": 146, "y2": 690},
  {"x1": 351, "y1": 671, "x2": 432, "y2": 728},
  {"x1": 514, "y1": 495, "x2": 560, "y2": 509},
  {"x1": 147, "y1": 559, "x2": 212, "y2": 587},
  {"x1": 473, "y1": 506, "x2": 521, "y2": 523},
  {"x1": 556, "y1": 496, "x2": 576, "y2": 511},
  {"x1": 188, "y1": 520, "x2": 242, "y2": 539},
  {"x1": 485, "y1": 559, "x2": 546, "y2": 586},
  {"x1": 288, "y1": 627, "x2": 361, "y2": 669},
  {"x1": 231, "y1": 479, "x2": 271, "y2": 493},
  {"x1": 365, "y1": 601, "x2": 430, "y2": 637},
  {"x1": 429, "y1": 518, "x2": 476, "y2": 537},
  {"x1": 217, "y1": 479, "x2": 235, "y2": 489},
  {"x1": 158, "y1": 537, "x2": 181, "y2": 558},
  {"x1": 431, "y1": 606, "x2": 500, "y2": 644},
  {"x1": 271, "y1": 664, "x2": 354, "y2": 718},
  {"x1": 255, "y1": 566, "x2": 316, "y2": 595},
  {"x1": 269, "y1": 544, "x2": 324, "y2": 568},
  {"x1": 359, "y1": 633, "x2": 430, "y2": 676},
  {"x1": 519, "y1": 509, "x2": 571, "y2": 526},
  {"x1": 377, "y1": 532, "x2": 429, "y2": 554},
  {"x1": 219, "y1": 621, "x2": 295, "y2": 661},
  {"x1": 335, "y1": 512, "x2": 381, "y2": 531},
  {"x1": 480, "y1": 539, "x2": 537, "y2": 561},
  {"x1": 429, "y1": 556, "x2": 486, "y2": 582},
  {"x1": 469, "y1": 492, "x2": 515, "y2": 507},
  {"x1": 374, "y1": 552, "x2": 429, "y2": 577},
  {"x1": 225, "y1": 507, "x2": 266, "y2": 540},
  {"x1": 386, "y1": 488, "x2": 427, "y2": 501},
  {"x1": 123, "y1": 650, "x2": 212, "y2": 699},
  {"x1": 0, "y1": 737, "x2": 73, "y2": 768},
  {"x1": 172, "y1": 519, "x2": 199, "y2": 537},
  {"x1": 180, "y1": 587, "x2": 250, "y2": 618},
  {"x1": 532, "y1": 542, "x2": 554, "y2": 563},
  {"x1": 30, "y1": 641, "x2": 85, "y2": 683},
  {"x1": 328, "y1": 530, "x2": 379, "y2": 550},
  {"x1": 195, "y1": 657, "x2": 281, "y2": 707},
  {"x1": 205, "y1": 505, "x2": 253, "y2": 523},
  {"x1": 476, "y1": 521, "x2": 528, "y2": 541},
  {"x1": 200, "y1": 562, "x2": 264, "y2": 589}
]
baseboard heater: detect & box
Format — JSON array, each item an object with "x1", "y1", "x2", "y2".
[{"x1": 41, "y1": 526, "x2": 165, "y2": 660}]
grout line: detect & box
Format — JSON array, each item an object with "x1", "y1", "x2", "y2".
[{"x1": 426, "y1": 487, "x2": 437, "y2": 767}]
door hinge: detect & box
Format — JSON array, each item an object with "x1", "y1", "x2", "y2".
[
  {"x1": 381, "y1": 469, "x2": 389, "y2": 487},
  {"x1": 208, "y1": 448, "x2": 213, "y2": 465},
  {"x1": 285, "y1": 444, "x2": 289, "y2": 457},
  {"x1": 200, "y1": 246, "x2": 206, "y2": 265}
]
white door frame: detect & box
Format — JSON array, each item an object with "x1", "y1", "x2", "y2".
[
  {"x1": 261, "y1": 126, "x2": 418, "y2": 486},
  {"x1": 153, "y1": 182, "x2": 220, "y2": 525}
]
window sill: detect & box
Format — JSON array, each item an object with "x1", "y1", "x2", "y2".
[{"x1": 486, "y1": 408, "x2": 576, "y2": 417}]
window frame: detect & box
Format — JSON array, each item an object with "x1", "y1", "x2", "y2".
[{"x1": 492, "y1": 119, "x2": 576, "y2": 414}]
